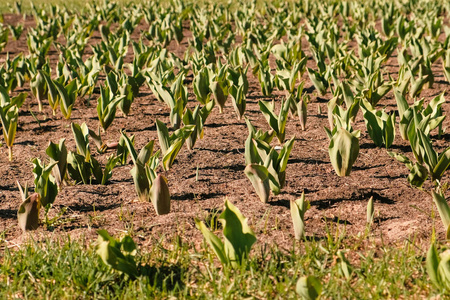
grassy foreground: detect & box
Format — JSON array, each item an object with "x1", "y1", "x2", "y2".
[{"x1": 0, "y1": 231, "x2": 444, "y2": 299}]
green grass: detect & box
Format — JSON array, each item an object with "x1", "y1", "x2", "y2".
[{"x1": 0, "y1": 230, "x2": 445, "y2": 299}]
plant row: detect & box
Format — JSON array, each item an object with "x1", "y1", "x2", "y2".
[{"x1": 3, "y1": 0, "x2": 450, "y2": 296}]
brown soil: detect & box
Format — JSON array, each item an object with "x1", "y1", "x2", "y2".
[{"x1": 0, "y1": 13, "x2": 448, "y2": 251}]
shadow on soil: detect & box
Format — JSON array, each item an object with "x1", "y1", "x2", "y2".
[
  {"x1": 67, "y1": 202, "x2": 121, "y2": 212},
  {"x1": 197, "y1": 163, "x2": 245, "y2": 172},
  {"x1": 204, "y1": 122, "x2": 246, "y2": 128},
  {"x1": 0, "y1": 209, "x2": 18, "y2": 219},
  {"x1": 374, "y1": 216, "x2": 400, "y2": 224},
  {"x1": 14, "y1": 140, "x2": 37, "y2": 146},
  {"x1": 172, "y1": 192, "x2": 226, "y2": 201},
  {"x1": 287, "y1": 158, "x2": 329, "y2": 165},
  {"x1": 310, "y1": 189, "x2": 395, "y2": 210},
  {"x1": 138, "y1": 264, "x2": 185, "y2": 292},
  {"x1": 31, "y1": 125, "x2": 59, "y2": 133},
  {"x1": 0, "y1": 184, "x2": 20, "y2": 191},
  {"x1": 198, "y1": 147, "x2": 245, "y2": 154},
  {"x1": 352, "y1": 164, "x2": 386, "y2": 171}
]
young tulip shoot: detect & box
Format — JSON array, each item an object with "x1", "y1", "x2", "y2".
[
  {"x1": 426, "y1": 242, "x2": 450, "y2": 290},
  {"x1": 46, "y1": 139, "x2": 68, "y2": 188},
  {"x1": 156, "y1": 119, "x2": 194, "y2": 170},
  {"x1": 296, "y1": 276, "x2": 322, "y2": 300},
  {"x1": 0, "y1": 104, "x2": 18, "y2": 161},
  {"x1": 432, "y1": 190, "x2": 450, "y2": 238},
  {"x1": 244, "y1": 164, "x2": 270, "y2": 203},
  {"x1": 298, "y1": 97, "x2": 307, "y2": 131},
  {"x1": 290, "y1": 192, "x2": 310, "y2": 240},
  {"x1": 17, "y1": 193, "x2": 41, "y2": 232},
  {"x1": 328, "y1": 128, "x2": 360, "y2": 176},
  {"x1": 195, "y1": 199, "x2": 256, "y2": 267},
  {"x1": 96, "y1": 229, "x2": 138, "y2": 279},
  {"x1": 150, "y1": 174, "x2": 171, "y2": 215},
  {"x1": 32, "y1": 158, "x2": 58, "y2": 211},
  {"x1": 259, "y1": 98, "x2": 290, "y2": 144},
  {"x1": 367, "y1": 196, "x2": 374, "y2": 226}
]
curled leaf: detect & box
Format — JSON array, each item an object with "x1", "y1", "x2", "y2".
[
  {"x1": 18, "y1": 193, "x2": 41, "y2": 232},
  {"x1": 244, "y1": 164, "x2": 270, "y2": 203},
  {"x1": 150, "y1": 174, "x2": 171, "y2": 215},
  {"x1": 296, "y1": 276, "x2": 322, "y2": 300}
]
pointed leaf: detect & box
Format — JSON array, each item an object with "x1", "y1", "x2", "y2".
[
  {"x1": 220, "y1": 199, "x2": 256, "y2": 267},
  {"x1": 244, "y1": 164, "x2": 270, "y2": 203},
  {"x1": 150, "y1": 174, "x2": 171, "y2": 215},
  {"x1": 195, "y1": 219, "x2": 227, "y2": 265}
]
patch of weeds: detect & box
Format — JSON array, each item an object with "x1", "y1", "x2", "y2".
[
  {"x1": 87, "y1": 204, "x2": 106, "y2": 229},
  {"x1": 0, "y1": 233, "x2": 446, "y2": 298},
  {"x1": 117, "y1": 204, "x2": 135, "y2": 233}
]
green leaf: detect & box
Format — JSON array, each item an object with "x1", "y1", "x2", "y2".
[
  {"x1": 387, "y1": 151, "x2": 412, "y2": 165},
  {"x1": 17, "y1": 193, "x2": 40, "y2": 232},
  {"x1": 432, "y1": 190, "x2": 450, "y2": 234},
  {"x1": 307, "y1": 68, "x2": 328, "y2": 95},
  {"x1": 328, "y1": 128, "x2": 360, "y2": 176},
  {"x1": 259, "y1": 98, "x2": 290, "y2": 143},
  {"x1": 220, "y1": 199, "x2": 256, "y2": 267},
  {"x1": 0, "y1": 103, "x2": 19, "y2": 160},
  {"x1": 244, "y1": 164, "x2": 270, "y2": 203},
  {"x1": 367, "y1": 196, "x2": 374, "y2": 225},
  {"x1": 433, "y1": 148, "x2": 450, "y2": 181},
  {"x1": 438, "y1": 250, "x2": 450, "y2": 287},
  {"x1": 45, "y1": 139, "x2": 67, "y2": 187},
  {"x1": 290, "y1": 192, "x2": 310, "y2": 240},
  {"x1": 210, "y1": 80, "x2": 228, "y2": 113},
  {"x1": 90, "y1": 157, "x2": 103, "y2": 184},
  {"x1": 137, "y1": 140, "x2": 155, "y2": 166},
  {"x1": 130, "y1": 163, "x2": 150, "y2": 202},
  {"x1": 150, "y1": 81, "x2": 175, "y2": 107},
  {"x1": 101, "y1": 154, "x2": 120, "y2": 185},
  {"x1": 117, "y1": 133, "x2": 134, "y2": 165},
  {"x1": 32, "y1": 158, "x2": 58, "y2": 208},
  {"x1": 296, "y1": 276, "x2": 322, "y2": 300},
  {"x1": 426, "y1": 243, "x2": 440, "y2": 288},
  {"x1": 259, "y1": 100, "x2": 278, "y2": 137},
  {"x1": 193, "y1": 67, "x2": 211, "y2": 104},
  {"x1": 384, "y1": 113, "x2": 395, "y2": 148},
  {"x1": 71, "y1": 122, "x2": 90, "y2": 161},
  {"x1": 96, "y1": 230, "x2": 138, "y2": 278},
  {"x1": 162, "y1": 138, "x2": 184, "y2": 171},
  {"x1": 17, "y1": 181, "x2": 29, "y2": 202},
  {"x1": 183, "y1": 107, "x2": 198, "y2": 151},
  {"x1": 30, "y1": 70, "x2": 46, "y2": 111},
  {"x1": 244, "y1": 132, "x2": 262, "y2": 165},
  {"x1": 67, "y1": 152, "x2": 92, "y2": 184},
  {"x1": 54, "y1": 79, "x2": 77, "y2": 119},
  {"x1": 10, "y1": 92, "x2": 27, "y2": 109},
  {"x1": 361, "y1": 101, "x2": 383, "y2": 147},
  {"x1": 407, "y1": 163, "x2": 428, "y2": 188},
  {"x1": 150, "y1": 174, "x2": 171, "y2": 215},
  {"x1": 156, "y1": 119, "x2": 170, "y2": 155},
  {"x1": 229, "y1": 85, "x2": 246, "y2": 120},
  {"x1": 417, "y1": 129, "x2": 437, "y2": 172},
  {"x1": 297, "y1": 97, "x2": 307, "y2": 131},
  {"x1": 278, "y1": 137, "x2": 295, "y2": 173},
  {"x1": 41, "y1": 71, "x2": 59, "y2": 113},
  {"x1": 195, "y1": 218, "x2": 227, "y2": 265}
]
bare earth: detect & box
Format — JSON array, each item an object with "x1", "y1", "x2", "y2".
[{"x1": 0, "y1": 13, "x2": 448, "y2": 251}]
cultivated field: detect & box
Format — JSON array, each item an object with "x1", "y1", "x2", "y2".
[{"x1": 1, "y1": 0, "x2": 450, "y2": 298}]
